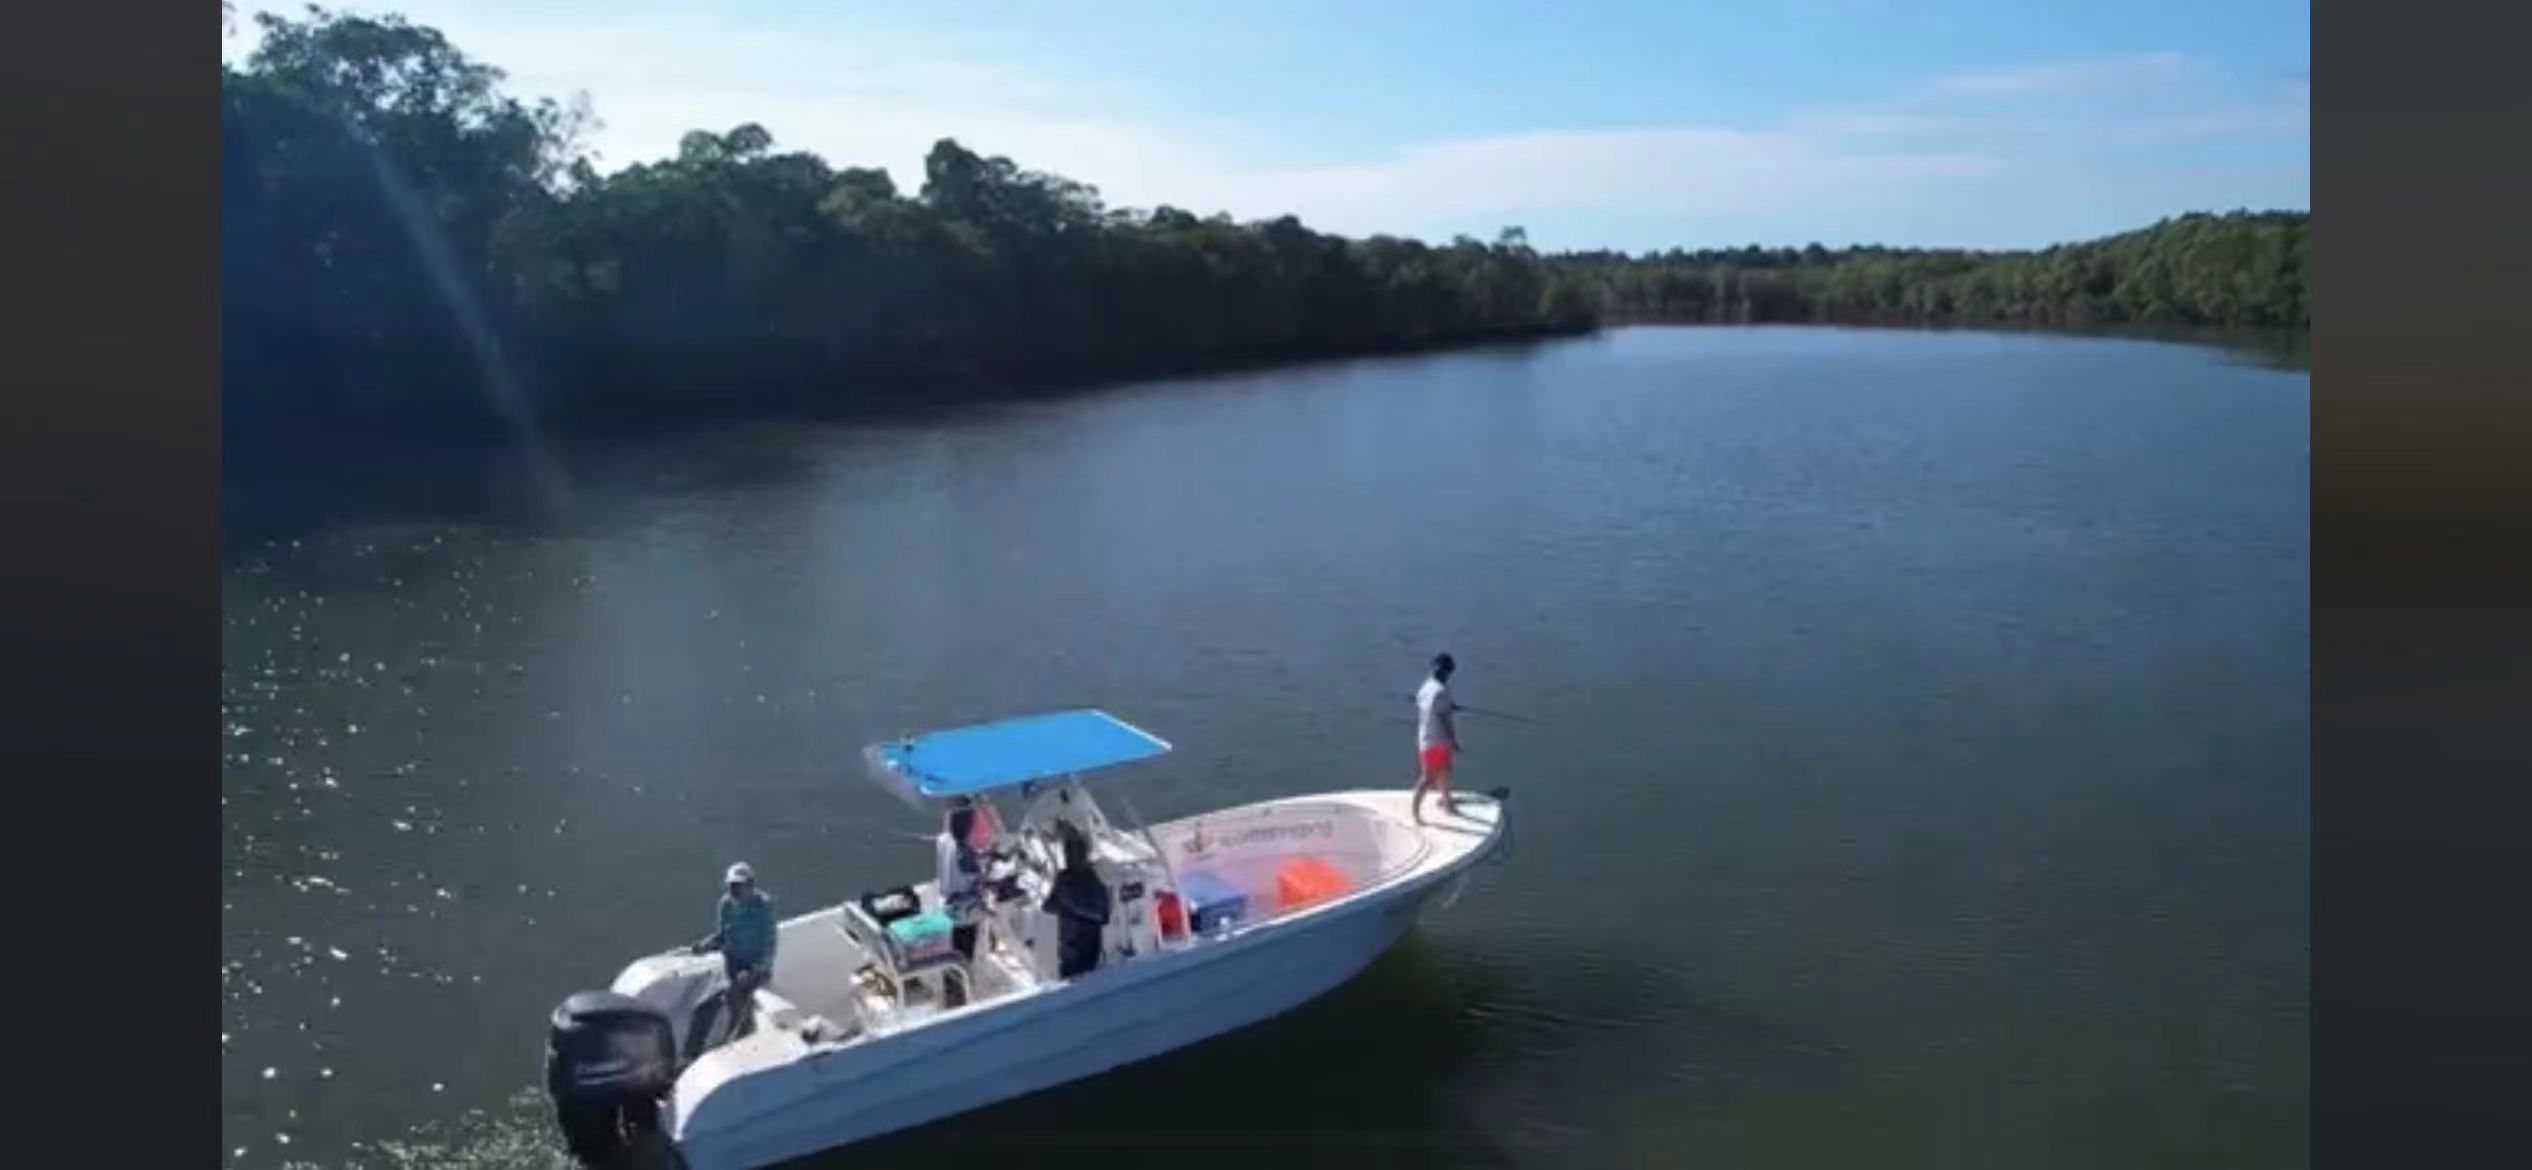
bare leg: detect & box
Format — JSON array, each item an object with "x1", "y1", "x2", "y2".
[
  {"x1": 1436, "y1": 764, "x2": 1460, "y2": 816},
  {"x1": 1411, "y1": 764, "x2": 1436, "y2": 823}
]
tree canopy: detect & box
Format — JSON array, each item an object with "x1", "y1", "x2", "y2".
[
  {"x1": 222, "y1": 7, "x2": 2306, "y2": 455},
  {"x1": 222, "y1": 7, "x2": 1596, "y2": 449},
  {"x1": 1561, "y1": 212, "x2": 2308, "y2": 330}
]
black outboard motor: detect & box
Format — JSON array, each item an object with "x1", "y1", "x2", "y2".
[{"x1": 545, "y1": 990, "x2": 677, "y2": 1165}]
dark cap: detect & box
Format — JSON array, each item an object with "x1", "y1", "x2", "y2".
[{"x1": 1432, "y1": 652, "x2": 1456, "y2": 674}]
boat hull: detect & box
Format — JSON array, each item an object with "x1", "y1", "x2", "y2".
[
  {"x1": 643, "y1": 785, "x2": 1509, "y2": 1170},
  {"x1": 676, "y1": 863, "x2": 1445, "y2": 1169}
]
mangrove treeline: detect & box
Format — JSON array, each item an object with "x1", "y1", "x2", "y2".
[
  {"x1": 221, "y1": 7, "x2": 2308, "y2": 448},
  {"x1": 220, "y1": 8, "x2": 1595, "y2": 445},
  {"x1": 1568, "y1": 210, "x2": 2308, "y2": 330}
]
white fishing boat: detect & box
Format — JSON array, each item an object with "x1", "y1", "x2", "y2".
[{"x1": 542, "y1": 709, "x2": 1510, "y2": 1169}]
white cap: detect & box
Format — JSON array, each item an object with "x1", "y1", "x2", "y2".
[{"x1": 725, "y1": 863, "x2": 754, "y2": 885}]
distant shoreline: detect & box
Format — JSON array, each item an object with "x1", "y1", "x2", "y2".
[
  {"x1": 1592, "y1": 318, "x2": 2311, "y2": 369},
  {"x1": 223, "y1": 319, "x2": 2299, "y2": 489}
]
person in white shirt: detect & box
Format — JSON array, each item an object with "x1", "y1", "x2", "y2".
[
  {"x1": 936, "y1": 805, "x2": 985, "y2": 962},
  {"x1": 1412, "y1": 653, "x2": 1462, "y2": 823}
]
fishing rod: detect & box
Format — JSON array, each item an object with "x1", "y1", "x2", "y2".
[{"x1": 1396, "y1": 693, "x2": 1552, "y2": 727}]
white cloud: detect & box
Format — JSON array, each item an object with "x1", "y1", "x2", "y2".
[
  {"x1": 226, "y1": 1, "x2": 1205, "y2": 187},
  {"x1": 1921, "y1": 52, "x2": 2196, "y2": 99},
  {"x1": 1187, "y1": 128, "x2": 2002, "y2": 240},
  {"x1": 1791, "y1": 112, "x2": 2057, "y2": 140},
  {"x1": 226, "y1": 5, "x2": 2303, "y2": 247},
  {"x1": 376, "y1": 0, "x2": 2016, "y2": 235},
  {"x1": 2111, "y1": 104, "x2": 2310, "y2": 143}
]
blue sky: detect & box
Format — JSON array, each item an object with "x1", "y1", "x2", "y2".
[{"x1": 225, "y1": 0, "x2": 2309, "y2": 252}]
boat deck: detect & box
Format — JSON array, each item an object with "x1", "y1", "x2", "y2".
[
  {"x1": 650, "y1": 785, "x2": 1510, "y2": 1168},
  {"x1": 679, "y1": 787, "x2": 1508, "y2": 1060}
]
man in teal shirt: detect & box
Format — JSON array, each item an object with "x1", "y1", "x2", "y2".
[{"x1": 682, "y1": 862, "x2": 778, "y2": 1057}]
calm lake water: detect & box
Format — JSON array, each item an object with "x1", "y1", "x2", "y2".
[{"x1": 222, "y1": 326, "x2": 2309, "y2": 1169}]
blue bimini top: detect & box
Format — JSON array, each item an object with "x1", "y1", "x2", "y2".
[{"x1": 866, "y1": 709, "x2": 1172, "y2": 802}]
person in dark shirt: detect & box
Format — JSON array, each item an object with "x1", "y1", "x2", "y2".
[
  {"x1": 681, "y1": 862, "x2": 777, "y2": 1058},
  {"x1": 1040, "y1": 825, "x2": 1111, "y2": 980}
]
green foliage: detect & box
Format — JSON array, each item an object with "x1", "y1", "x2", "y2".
[
  {"x1": 222, "y1": 8, "x2": 1594, "y2": 446},
  {"x1": 223, "y1": 6, "x2": 590, "y2": 438},
  {"x1": 223, "y1": 7, "x2": 2303, "y2": 453},
  {"x1": 1562, "y1": 212, "x2": 2308, "y2": 329}
]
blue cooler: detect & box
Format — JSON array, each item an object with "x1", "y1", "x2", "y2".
[
  {"x1": 886, "y1": 909, "x2": 957, "y2": 967},
  {"x1": 1177, "y1": 870, "x2": 1248, "y2": 935}
]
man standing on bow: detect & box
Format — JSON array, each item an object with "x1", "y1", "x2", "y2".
[{"x1": 1412, "y1": 653, "x2": 1463, "y2": 823}]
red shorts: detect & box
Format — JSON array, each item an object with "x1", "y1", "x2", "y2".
[{"x1": 1419, "y1": 742, "x2": 1455, "y2": 771}]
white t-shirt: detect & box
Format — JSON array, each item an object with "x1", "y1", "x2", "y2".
[{"x1": 1415, "y1": 676, "x2": 1458, "y2": 749}]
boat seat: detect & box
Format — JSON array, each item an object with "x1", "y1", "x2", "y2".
[
  {"x1": 754, "y1": 988, "x2": 853, "y2": 1042},
  {"x1": 751, "y1": 986, "x2": 807, "y2": 1031}
]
